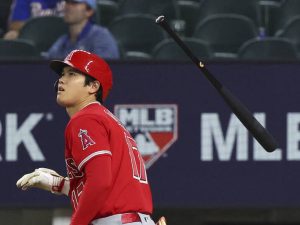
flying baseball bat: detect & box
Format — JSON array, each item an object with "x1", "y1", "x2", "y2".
[{"x1": 155, "y1": 15, "x2": 278, "y2": 152}]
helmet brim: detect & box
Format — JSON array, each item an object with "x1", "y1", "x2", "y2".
[{"x1": 49, "y1": 60, "x2": 73, "y2": 76}]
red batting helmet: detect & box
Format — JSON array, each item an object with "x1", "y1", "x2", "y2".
[{"x1": 50, "y1": 50, "x2": 113, "y2": 101}]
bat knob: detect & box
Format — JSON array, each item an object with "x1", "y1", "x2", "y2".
[{"x1": 156, "y1": 15, "x2": 165, "y2": 24}]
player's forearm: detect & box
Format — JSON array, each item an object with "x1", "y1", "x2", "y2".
[
  {"x1": 70, "y1": 181, "x2": 111, "y2": 225},
  {"x1": 70, "y1": 156, "x2": 112, "y2": 225}
]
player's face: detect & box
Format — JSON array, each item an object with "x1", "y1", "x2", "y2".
[
  {"x1": 64, "y1": 1, "x2": 93, "y2": 25},
  {"x1": 56, "y1": 66, "x2": 91, "y2": 107}
]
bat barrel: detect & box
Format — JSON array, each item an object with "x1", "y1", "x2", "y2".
[{"x1": 220, "y1": 87, "x2": 278, "y2": 152}]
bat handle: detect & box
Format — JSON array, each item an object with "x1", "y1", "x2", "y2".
[{"x1": 156, "y1": 15, "x2": 203, "y2": 66}]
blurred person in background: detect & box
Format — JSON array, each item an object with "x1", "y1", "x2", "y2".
[
  {"x1": 4, "y1": 0, "x2": 65, "y2": 40},
  {"x1": 45, "y1": 0, "x2": 120, "y2": 60}
]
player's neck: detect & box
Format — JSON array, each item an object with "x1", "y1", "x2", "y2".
[{"x1": 66, "y1": 98, "x2": 98, "y2": 118}]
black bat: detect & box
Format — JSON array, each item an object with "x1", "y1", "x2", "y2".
[{"x1": 155, "y1": 15, "x2": 278, "y2": 152}]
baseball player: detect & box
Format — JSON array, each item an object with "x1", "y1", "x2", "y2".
[{"x1": 16, "y1": 50, "x2": 166, "y2": 225}]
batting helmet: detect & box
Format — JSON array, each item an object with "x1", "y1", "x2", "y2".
[{"x1": 50, "y1": 50, "x2": 113, "y2": 101}]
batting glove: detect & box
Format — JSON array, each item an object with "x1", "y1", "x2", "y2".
[
  {"x1": 16, "y1": 168, "x2": 70, "y2": 196},
  {"x1": 156, "y1": 217, "x2": 167, "y2": 225}
]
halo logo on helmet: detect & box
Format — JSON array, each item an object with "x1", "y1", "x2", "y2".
[
  {"x1": 64, "y1": 50, "x2": 76, "y2": 62},
  {"x1": 50, "y1": 50, "x2": 113, "y2": 101}
]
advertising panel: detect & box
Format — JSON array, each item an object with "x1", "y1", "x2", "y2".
[{"x1": 0, "y1": 62, "x2": 300, "y2": 207}]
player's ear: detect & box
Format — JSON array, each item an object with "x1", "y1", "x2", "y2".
[{"x1": 88, "y1": 80, "x2": 100, "y2": 94}]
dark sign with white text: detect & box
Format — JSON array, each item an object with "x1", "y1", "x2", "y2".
[{"x1": 1, "y1": 61, "x2": 300, "y2": 208}]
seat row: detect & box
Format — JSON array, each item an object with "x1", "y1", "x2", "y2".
[
  {"x1": 97, "y1": 0, "x2": 261, "y2": 37},
  {"x1": 0, "y1": 37, "x2": 298, "y2": 62},
  {"x1": 2, "y1": 12, "x2": 300, "y2": 61},
  {"x1": 106, "y1": 13, "x2": 300, "y2": 60},
  {"x1": 96, "y1": 0, "x2": 300, "y2": 37},
  {"x1": 0, "y1": 0, "x2": 297, "y2": 39}
]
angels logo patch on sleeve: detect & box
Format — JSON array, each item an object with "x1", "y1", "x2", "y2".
[{"x1": 78, "y1": 129, "x2": 95, "y2": 150}]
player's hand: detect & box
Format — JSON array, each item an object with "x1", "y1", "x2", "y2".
[
  {"x1": 16, "y1": 168, "x2": 69, "y2": 195},
  {"x1": 156, "y1": 216, "x2": 167, "y2": 225}
]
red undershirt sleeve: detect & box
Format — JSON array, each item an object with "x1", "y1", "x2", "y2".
[{"x1": 70, "y1": 155, "x2": 112, "y2": 225}]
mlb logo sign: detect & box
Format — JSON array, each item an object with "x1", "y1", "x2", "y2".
[{"x1": 114, "y1": 104, "x2": 178, "y2": 168}]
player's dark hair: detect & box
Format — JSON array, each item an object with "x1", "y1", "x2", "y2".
[{"x1": 84, "y1": 75, "x2": 103, "y2": 104}]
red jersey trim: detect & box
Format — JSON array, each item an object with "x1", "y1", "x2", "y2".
[{"x1": 78, "y1": 150, "x2": 112, "y2": 171}]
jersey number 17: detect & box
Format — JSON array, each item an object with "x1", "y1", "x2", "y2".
[{"x1": 124, "y1": 133, "x2": 148, "y2": 184}]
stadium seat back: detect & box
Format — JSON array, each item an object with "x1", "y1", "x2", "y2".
[
  {"x1": 193, "y1": 14, "x2": 258, "y2": 55},
  {"x1": 19, "y1": 16, "x2": 67, "y2": 53},
  {"x1": 0, "y1": 39, "x2": 40, "y2": 60},
  {"x1": 238, "y1": 37, "x2": 298, "y2": 61},
  {"x1": 152, "y1": 38, "x2": 212, "y2": 61},
  {"x1": 109, "y1": 14, "x2": 168, "y2": 55}
]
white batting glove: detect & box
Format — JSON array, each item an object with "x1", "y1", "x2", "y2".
[
  {"x1": 156, "y1": 217, "x2": 167, "y2": 225},
  {"x1": 16, "y1": 168, "x2": 70, "y2": 196}
]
